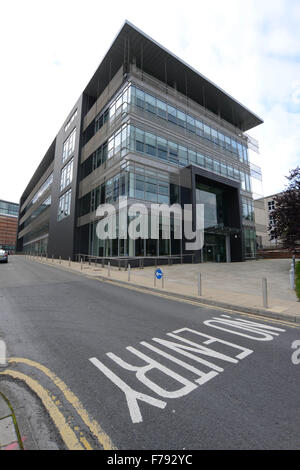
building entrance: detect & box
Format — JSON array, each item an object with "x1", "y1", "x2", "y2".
[{"x1": 203, "y1": 234, "x2": 226, "y2": 262}]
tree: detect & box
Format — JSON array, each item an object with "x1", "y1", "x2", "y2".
[{"x1": 269, "y1": 167, "x2": 300, "y2": 251}]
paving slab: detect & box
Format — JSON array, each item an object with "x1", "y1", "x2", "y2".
[
  {"x1": 29, "y1": 257, "x2": 300, "y2": 318},
  {"x1": 0, "y1": 416, "x2": 19, "y2": 449}
]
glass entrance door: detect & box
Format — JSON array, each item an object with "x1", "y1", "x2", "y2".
[
  {"x1": 203, "y1": 234, "x2": 226, "y2": 262},
  {"x1": 204, "y1": 244, "x2": 216, "y2": 262}
]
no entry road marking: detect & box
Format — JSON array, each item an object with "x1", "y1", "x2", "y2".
[{"x1": 90, "y1": 315, "x2": 286, "y2": 424}]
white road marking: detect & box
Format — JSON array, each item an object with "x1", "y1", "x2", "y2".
[
  {"x1": 107, "y1": 348, "x2": 198, "y2": 399},
  {"x1": 89, "y1": 357, "x2": 167, "y2": 424},
  {"x1": 89, "y1": 315, "x2": 286, "y2": 424},
  {"x1": 140, "y1": 341, "x2": 220, "y2": 385},
  {"x1": 203, "y1": 316, "x2": 285, "y2": 340},
  {"x1": 172, "y1": 328, "x2": 253, "y2": 360}
]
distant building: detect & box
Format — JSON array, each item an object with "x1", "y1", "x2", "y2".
[
  {"x1": 254, "y1": 193, "x2": 281, "y2": 249},
  {"x1": 0, "y1": 200, "x2": 19, "y2": 252}
]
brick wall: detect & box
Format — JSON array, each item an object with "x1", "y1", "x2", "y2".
[{"x1": 0, "y1": 215, "x2": 18, "y2": 249}]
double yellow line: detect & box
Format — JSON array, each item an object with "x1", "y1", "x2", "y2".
[{"x1": 0, "y1": 358, "x2": 116, "y2": 450}]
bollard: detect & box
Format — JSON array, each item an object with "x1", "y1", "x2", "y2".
[
  {"x1": 128, "y1": 264, "x2": 131, "y2": 281},
  {"x1": 162, "y1": 273, "x2": 165, "y2": 289},
  {"x1": 69, "y1": 257, "x2": 71, "y2": 267},
  {"x1": 108, "y1": 262, "x2": 110, "y2": 277},
  {"x1": 154, "y1": 269, "x2": 156, "y2": 287},
  {"x1": 52, "y1": 254, "x2": 54, "y2": 263},
  {"x1": 80, "y1": 258, "x2": 83, "y2": 270},
  {"x1": 262, "y1": 277, "x2": 268, "y2": 308},
  {"x1": 290, "y1": 268, "x2": 295, "y2": 289},
  {"x1": 59, "y1": 256, "x2": 62, "y2": 264},
  {"x1": 198, "y1": 273, "x2": 202, "y2": 296}
]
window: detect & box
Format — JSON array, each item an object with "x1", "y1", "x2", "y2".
[
  {"x1": 60, "y1": 158, "x2": 74, "y2": 192},
  {"x1": 268, "y1": 200, "x2": 275, "y2": 211},
  {"x1": 58, "y1": 189, "x2": 72, "y2": 221},
  {"x1": 28, "y1": 173, "x2": 53, "y2": 209},
  {"x1": 63, "y1": 128, "x2": 76, "y2": 162},
  {"x1": 177, "y1": 110, "x2": 186, "y2": 128},
  {"x1": 136, "y1": 88, "x2": 145, "y2": 109},
  {"x1": 157, "y1": 137, "x2": 168, "y2": 160},
  {"x1": 205, "y1": 157, "x2": 213, "y2": 171},
  {"x1": 157, "y1": 99, "x2": 167, "y2": 119},
  {"x1": 221, "y1": 163, "x2": 227, "y2": 177},
  {"x1": 64, "y1": 110, "x2": 77, "y2": 132},
  {"x1": 187, "y1": 115, "x2": 195, "y2": 134},
  {"x1": 167, "y1": 105, "x2": 177, "y2": 125},
  {"x1": 145, "y1": 132, "x2": 156, "y2": 157},
  {"x1": 168, "y1": 141, "x2": 178, "y2": 164},
  {"x1": 145, "y1": 93, "x2": 156, "y2": 114},
  {"x1": 135, "y1": 128, "x2": 145, "y2": 153},
  {"x1": 108, "y1": 136, "x2": 114, "y2": 159},
  {"x1": 178, "y1": 145, "x2": 188, "y2": 166}
]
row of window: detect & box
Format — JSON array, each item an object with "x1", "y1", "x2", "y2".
[
  {"x1": 81, "y1": 124, "x2": 130, "y2": 179},
  {"x1": 62, "y1": 128, "x2": 76, "y2": 163},
  {"x1": 79, "y1": 164, "x2": 175, "y2": 217},
  {"x1": 64, "y1": 109, "x2": 77, "y2": 133},
  {"x1": 27, "y1": 173, "x2": 53, "y2": 211},
  {"x1": 60, "y1": 158, "x2": 74, "y2": 192},
  {"x1": 130, "y1": 85, "x2": 248, "y2": 164},
  {"x1": 129, "y1": 125, "x2": 252, "y2": 193},
  {"x1": 94, "y1": 84, "x2": 131, "y2": 134},
  {"x1": 81, "y1": 123, "x2": 252, "y2": 193},
  {"x1": 88, "y1": 82, "x2": 248, "y2": 164},
  {"x1": 24, "y1": 196, "x2": 51, "y2": 228},
  {"x1": 23, "y1": 223, "x2": 49, "y2": 246},
  {"x1": 0, "y1": 201, "x2": 19, "y2": 217},
  {"x1": 88, "y1": 224, "x2": 257, "y2": 259}
]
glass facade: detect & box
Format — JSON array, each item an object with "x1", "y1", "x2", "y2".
[
  {"x1": 0, "y1": 200, "x2": 19, "y2": 217},
  {"x1": 84, "y1": 82, "x2": 248, "y2": 165},
  {"x1": 26, "y1": 173, "x2": 53, "y2": 211},
  {"x1": 24, "y1": 196, "x2": 51, "y2": 228},
  {"x1": 80, "y1": 123, "x2": 252, "y2": 193}
]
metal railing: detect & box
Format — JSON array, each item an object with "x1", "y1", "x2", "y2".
[{"x1": 75, "y1": 254, "x2": 195, "y2": 269}]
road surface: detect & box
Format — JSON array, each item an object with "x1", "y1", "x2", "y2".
[{"x1": 0, "y1": 256, "x2": 299, "y2": 450}]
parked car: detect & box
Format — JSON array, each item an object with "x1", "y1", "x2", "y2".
[{"x1": 0, "y1": 249, "x2": 8, "y2": 263}]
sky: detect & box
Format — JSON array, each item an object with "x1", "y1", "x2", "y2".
[{"x1": 0, "y1": 0, "x2": 299, "y2": 203}]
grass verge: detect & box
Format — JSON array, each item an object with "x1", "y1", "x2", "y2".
[{"x1": 296, "y1": 261, "x2": 300, "y2": 301}]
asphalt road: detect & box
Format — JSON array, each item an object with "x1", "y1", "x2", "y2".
[{"x1": 0, "y1": 256, "x2": 299, "y2": 450}]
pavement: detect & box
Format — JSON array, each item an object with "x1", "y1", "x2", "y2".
[
  {"x1": 0, "y1": 256, "x2": 299, "y2": 450},
  {"x1": 0, "y1": 392, "x2": 22, "y2": 450},
  {"x1": 28, "y1": 255, "x2": 300, "y2": 320}
]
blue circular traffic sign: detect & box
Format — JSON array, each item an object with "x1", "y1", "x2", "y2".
[{"x1": 155, "y1": 268, "x2": 163, "y2": 280}]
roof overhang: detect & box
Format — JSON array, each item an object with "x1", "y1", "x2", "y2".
[{"x1": 84, "y1": 20, "x2": 263, "y2": 132}]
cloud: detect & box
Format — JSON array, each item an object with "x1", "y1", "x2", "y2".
[{"x1": 0, "y1": 0, "x2": 299, "y2": 202}]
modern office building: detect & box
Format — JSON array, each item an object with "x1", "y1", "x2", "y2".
[
  {"x1": 254, "y1": 193, "x2": 281, "y2": 249},
  {"x1": 17, "y1": 21, "x2": 263, "y2": 263},
  {"x1": 0, "y1": 199, "x2": 19, "y2": 252}
]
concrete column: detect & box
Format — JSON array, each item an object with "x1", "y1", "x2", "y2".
[{"x1": 226, "y1": 235, "x2": 231, "y2": 263}]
